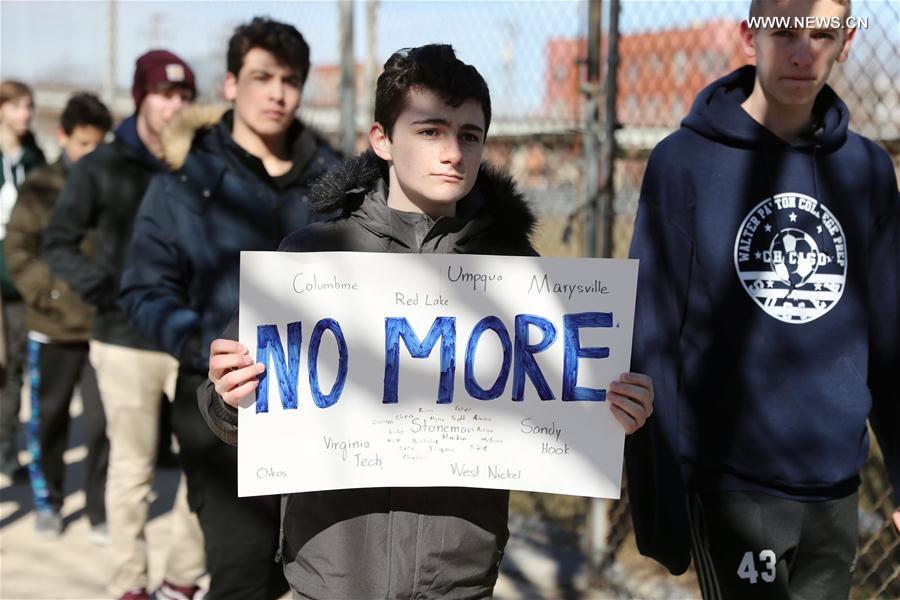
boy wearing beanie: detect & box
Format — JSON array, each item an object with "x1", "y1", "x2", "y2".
[{"x1": 43, "y1": 50, "x2": 205, "y2": 600}]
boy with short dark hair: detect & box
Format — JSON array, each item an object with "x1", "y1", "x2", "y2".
[
  {"x1": 626, "y1": 1, "x2": 899, "y2": 597},
  {"x1": 199, "y1": 44, "x2": 654, "y2": 598},
  {"x1": 119, "y1": 17, "x2": 339, "y2": 599},
  {"x1": 6, "y1": 92, "x2": 111, "y2": 539}
]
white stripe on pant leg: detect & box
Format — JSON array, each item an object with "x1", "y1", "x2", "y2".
[
  {"x1": 688, "y1": 494, "x2": 713, "y2": 600},
  {"x1": 691, "y1": 494, "x2": 723, "y2": 600},
  {"x1": 694, "y1": 495, "x2": 722, "y2": 600}
]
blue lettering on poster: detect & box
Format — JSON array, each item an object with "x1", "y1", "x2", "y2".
[
  {"x1": 384, "y1": 317, "x2": 457, "y2": 404},
  {"x1": 255, "y1": 322, "x2": 301, "y2": 413},
  {"x1": 464, "y1": 316, "x2": 512, "y2": 400},
  {"x1": 562, "y1": 312, "x2": 612, "y2": 401},
  {"x1": 308, "y1": 318, "x2": 349, "y2": 408},
  {"x1": 512, "y1": 314, "x2": 556, "y2": 401}
]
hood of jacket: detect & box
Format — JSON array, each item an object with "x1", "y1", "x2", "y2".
[
  {"x1": 161, "y1": 105, "x2": 333, "y2": 185},
  {"x1": 160, "y1": 104, "x2": 228, "y2": 170},
  {"x1": 14, "y1": 131, "x2": 46, "y2": 171},
  {"x1": 113, "y1": 114, "x2": 170, "y2": 171},
  {"x1": 682, "y1": 65, "x2": 849, "y2": 152},
  {"x1": 307, "y1": 150, "x2": 537, "y2": 254},
  {"x1": 0, "y1": 131, "x2": 46, "y2": 189}
]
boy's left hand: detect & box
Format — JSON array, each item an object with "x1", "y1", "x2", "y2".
[{"x1": 608, "y1": 372, "x2": 654, "y2": 435}]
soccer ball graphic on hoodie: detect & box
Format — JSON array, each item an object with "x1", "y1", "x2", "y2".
[
  {"x1": 734, "y1": 193, "x2": 847, "y2": 324},
  {"x1": 768, "y1": 228, "x2": 821, "y2": 287}
]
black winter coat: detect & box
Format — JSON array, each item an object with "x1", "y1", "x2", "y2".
[
  {"x1": 119, "y1": 107, "x2": 340, "y2": 373},
  {"x1": 43, "y1": 117, "x2": 165, "y2": 350}
]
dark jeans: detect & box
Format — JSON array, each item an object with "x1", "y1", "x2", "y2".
[
  {"x1": 27, "y1": 339, "x2": 108, "y2": 524},
  {"x1": 172, "y1": 369, "x2": 288, "y2": 600},
  {"x1": 688, "y1": 490, "x2": 858, "y2": 600},
  {"x1": 1, "y1": 298, "x2": 26, "y2": 465}
]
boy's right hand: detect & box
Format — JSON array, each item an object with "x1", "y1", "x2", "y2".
[{"x1": 208, "y1": 339, "x2": 265, "y2": 407}]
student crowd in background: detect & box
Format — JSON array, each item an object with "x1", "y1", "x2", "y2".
[{"x1": 0, "y1": 15, "x2": 339, "y2": 600}]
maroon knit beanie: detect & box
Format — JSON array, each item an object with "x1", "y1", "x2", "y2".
[{"x1": 132, "y1": 50, "x2": 196, "y2": 110}]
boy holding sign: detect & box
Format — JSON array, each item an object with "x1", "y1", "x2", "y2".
[{"x1": 200, "y1": 45, "x2": 654, "y2": 598}]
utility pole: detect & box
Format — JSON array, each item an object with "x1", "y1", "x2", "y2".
[
  {"x1": 599, "y1": 0, "x2": 620, "y2": 259},
  {"x1": 339, "y1": 0, "x2": 356, "y2": 157},
  {"x1": 582, "y1": 0, "x2": 602, "y2": 258},
  {"x1": 364, "y1": 0, "x2": 380, "y2": 124},
  {"x1": 104, "y1": 0, "x2": 117, "y2": 109},
  {"x1": 584, "y1": 0, "x2": 612, "y2": 585}
]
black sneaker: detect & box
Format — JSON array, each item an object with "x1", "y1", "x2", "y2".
[{"x1": 0, "y1": 457, "x2": 28, "y2": 483}]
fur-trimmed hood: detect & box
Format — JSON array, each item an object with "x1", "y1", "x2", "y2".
[
  {"x1": 307, "y1": 150, "x2": 537, "y2": 254},
  {"x1": 156, "y1": 105, "x2": 340, "y2": 213},
  {"x1": 160, "y1": 104, "x2": 228, "y2": 170}
]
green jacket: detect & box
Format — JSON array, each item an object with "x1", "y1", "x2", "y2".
[{"x1": 4, "y1": 159, "x2": 94, "y2": 341}]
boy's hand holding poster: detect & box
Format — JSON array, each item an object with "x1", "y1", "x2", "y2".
[{"x1": 238, "y1": 251, "x2": 638, "y2": 499}]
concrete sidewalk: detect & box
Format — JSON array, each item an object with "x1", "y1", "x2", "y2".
[
  {"x1": 1, "y1": 408, "x2": 602, "y2": 599},
  {"x1": 1, "y1": 457, "x2": 590, "y2": 599},
  {"x1": 0, "y1": 443, "x2": 198, "y2": 600}
]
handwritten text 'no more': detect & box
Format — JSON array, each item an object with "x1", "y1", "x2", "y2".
[{"x1": 253, "y1": 312, "x2": 617, "y2": 412}]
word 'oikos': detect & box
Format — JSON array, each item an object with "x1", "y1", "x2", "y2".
[{"x1": 253, "y1": 312, "x2": 615, "y2": 412}]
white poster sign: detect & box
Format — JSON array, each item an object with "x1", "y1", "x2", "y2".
[{"x1": 238, "y1": 251, "x2": 638, "y2": 498}]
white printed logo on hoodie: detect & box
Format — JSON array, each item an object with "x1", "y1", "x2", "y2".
[{"x1": 734, "y1": 192, "x2": 847, "y2": 324}]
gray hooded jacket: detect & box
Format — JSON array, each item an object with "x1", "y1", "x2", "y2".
[{"x1": 199, "y1": 151, "x2": 538, "y2": 599}]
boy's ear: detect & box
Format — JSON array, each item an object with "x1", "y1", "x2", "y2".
[
  {"x1": 836, "y1": 26, "x2": 856, "y2": 63},
  {"x1": 223, "y1": 72, "x2": 238, "y2": 102},
  {"x1": 739, "y1": 20, "x2": 758, "y2": 60},
  {"x1": 55, "y1": 126, "x2": 69, "y2": 149},
  {"x1": 369, "y1": 123, "x2": 392, "y2": 161}
]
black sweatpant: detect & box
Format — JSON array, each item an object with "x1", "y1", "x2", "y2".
[
  {"x1": 1, "y1": 299, "x2": 26, "y2": 463},
  {"x1": 688, "y1": 490, "x2": 858, "y2": 600},
  {"x1": 171, "y1": 368, "x2": 288, "y2": 600},
  {"x1": 27, "y1": 339, "x2": 108, "y2": 524}
]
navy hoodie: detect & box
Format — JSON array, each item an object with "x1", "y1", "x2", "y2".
[
  {"x1": 43, "y1": 115, "x2": 167, "y2": 351},
  {"x1": 625, "y1": 66, "x2": 900, "y2": 575}
]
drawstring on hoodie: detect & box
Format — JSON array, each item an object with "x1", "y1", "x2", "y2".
[{"x1": 810, "y1": 146, "x2": 829, "y2": 262}]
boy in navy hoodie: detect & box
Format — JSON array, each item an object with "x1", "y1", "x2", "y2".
[{"x1": 626, "y1": 0, "x2": 899, "y2": 598}]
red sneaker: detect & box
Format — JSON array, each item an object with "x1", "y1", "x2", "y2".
[
  {"x1": 154, "y1": 580, "x2": 203, "y2": 600},
  {"x1": 119, "y1": 589, "x2": 149, "y2": 600}
]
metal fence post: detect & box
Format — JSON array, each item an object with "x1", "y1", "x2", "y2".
[
  {"x1": 582, "y1": 0, "x2": 602, "y2": 259},
  {"x1": 339, "y1": 0, "x2": 356, "y2": 157},
  {"x1": 104, "y1": 0, "x2": 117, "y2": 109},
  {"x1": 363, "y1": 0, "x2": 380, "y2": 125},
  {"x1": 599, "y1": 0, "x2": 620, "y2": 259}
]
